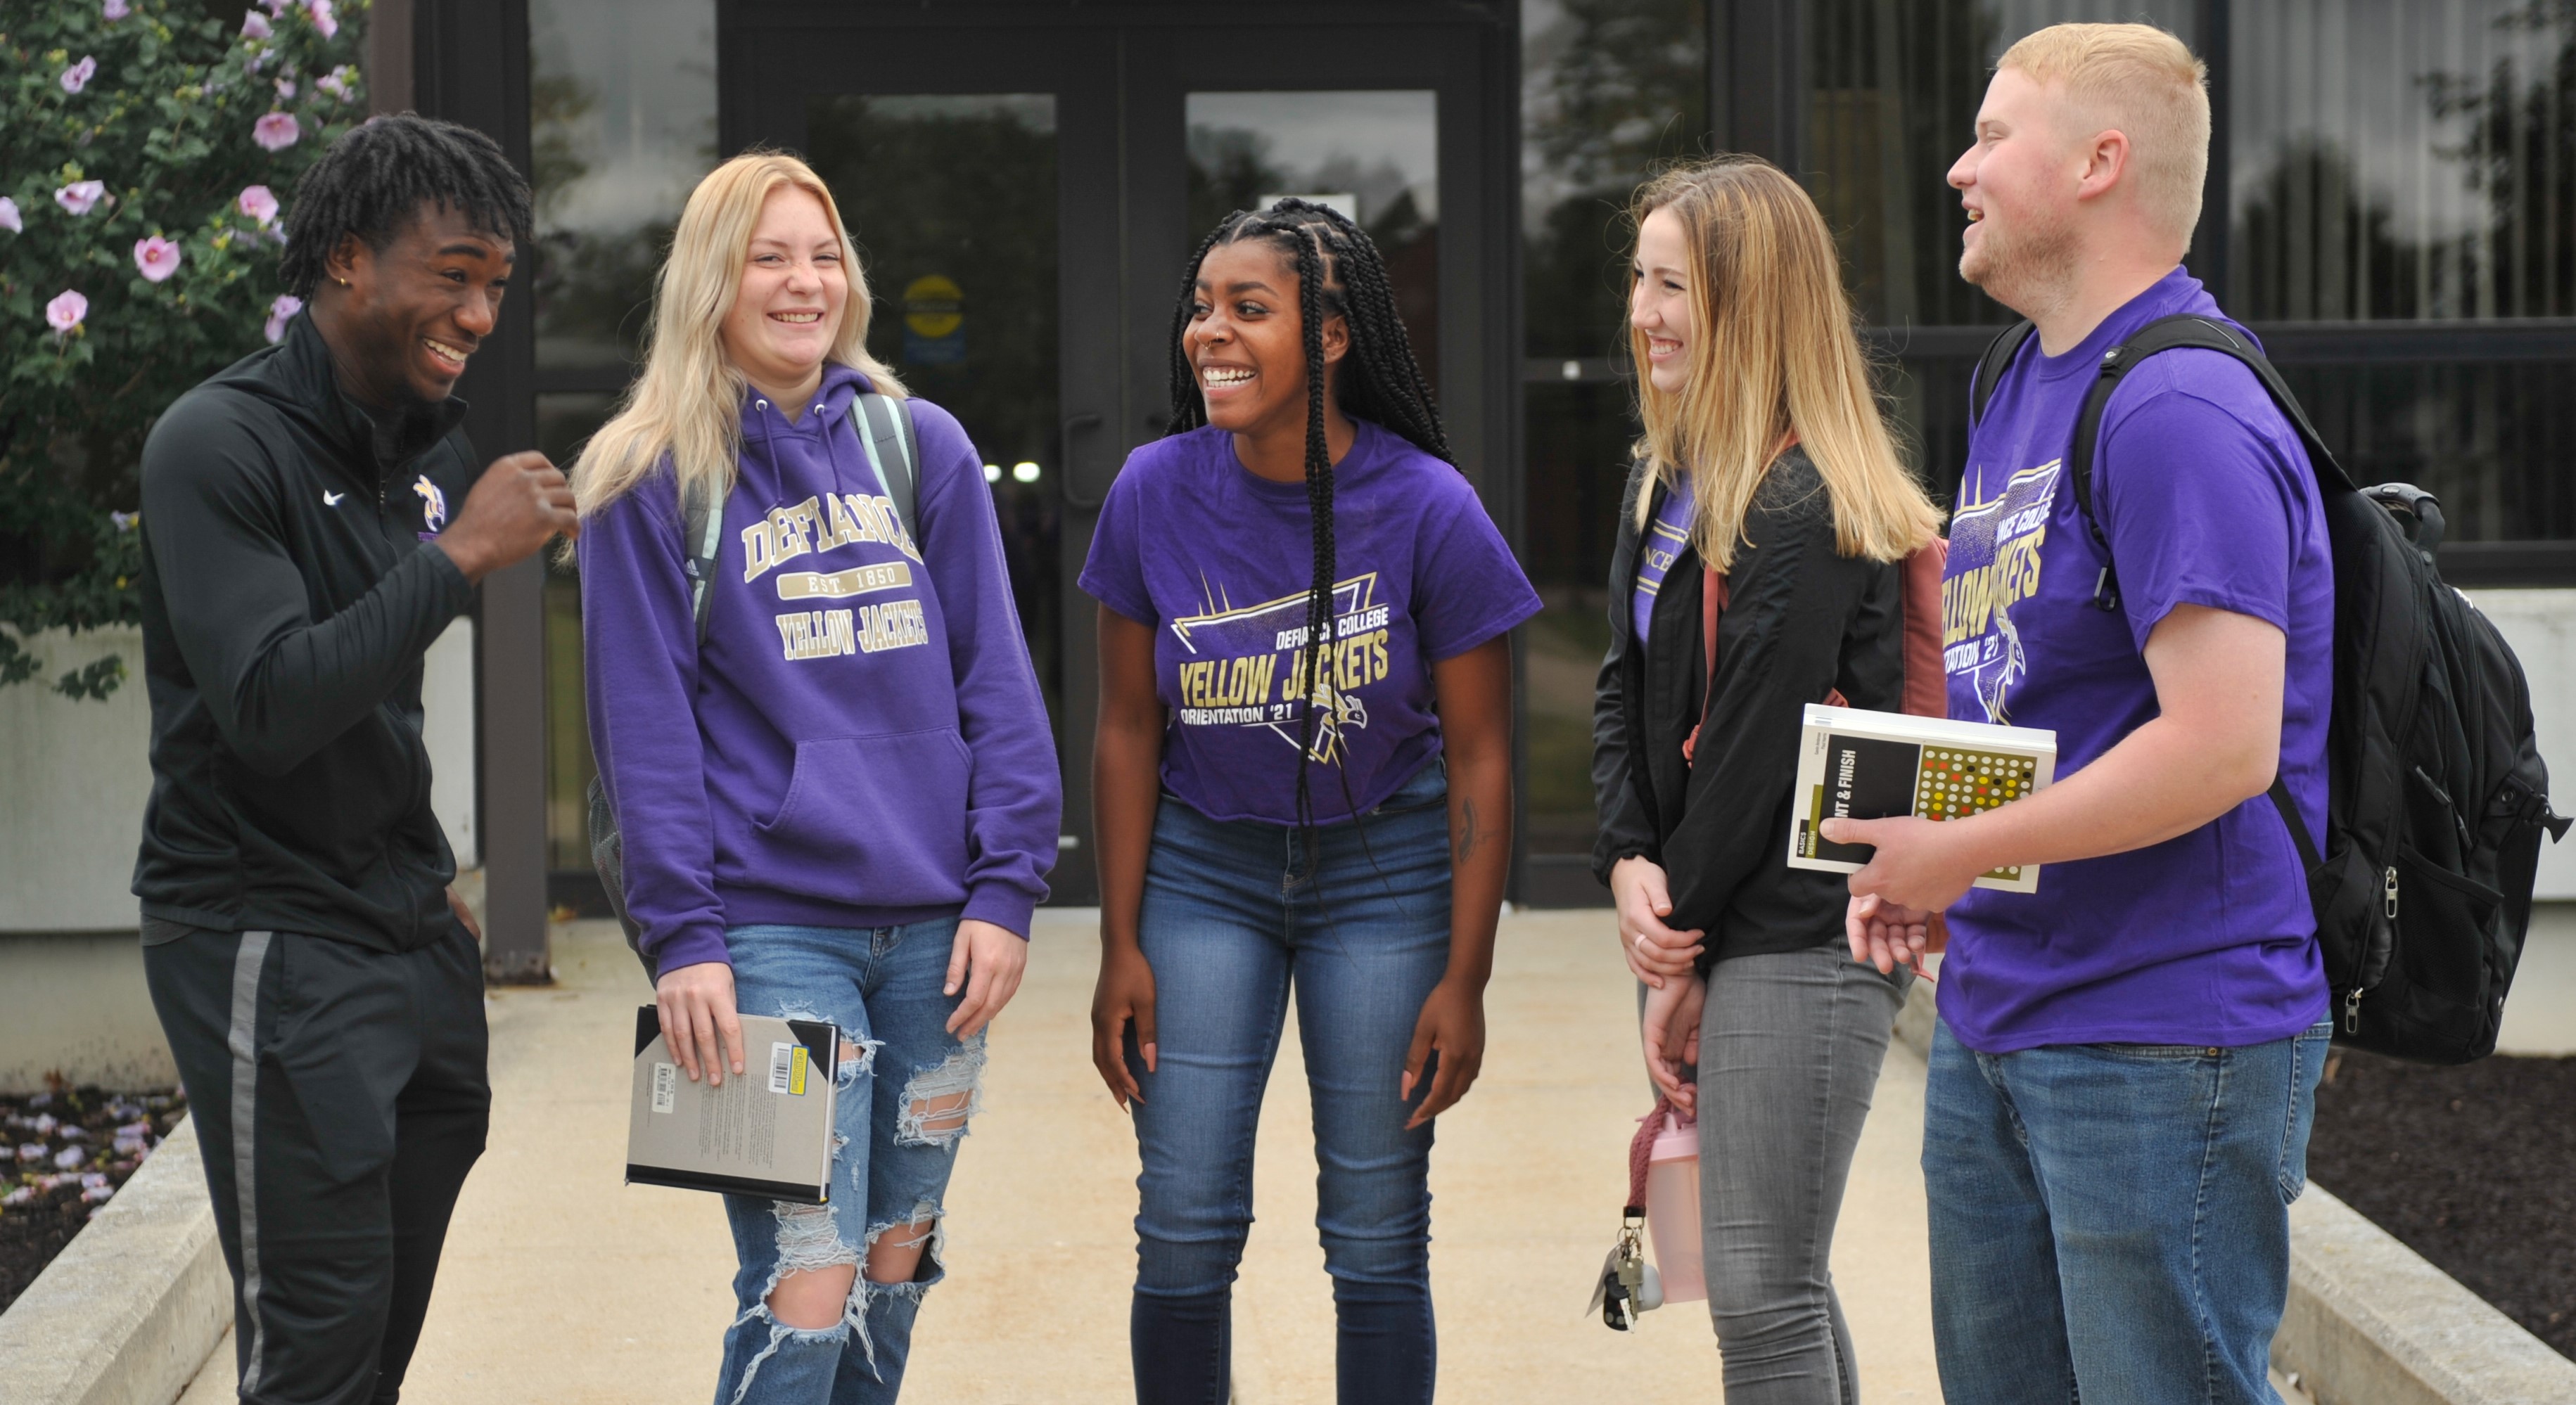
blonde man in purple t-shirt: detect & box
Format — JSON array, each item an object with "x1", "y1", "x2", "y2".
[{"x1": 1828, "y1": 24, "x2": 2335, "y2": 1405}]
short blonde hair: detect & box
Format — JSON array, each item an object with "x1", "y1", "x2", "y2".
[{"x1": 1998, "y1": 23, "x2": 2210, "y2": 248}]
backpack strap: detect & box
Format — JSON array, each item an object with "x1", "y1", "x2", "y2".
[
  {"x1": 853, "y1": 391, "x2": 920, "y2": 542},
  {"x1": 1970, "y1": 319, "x2": 2037, "y2": 427},
  {"x1": 2066, "y1": 314, "x2": 2355, "y2": 616},
  {"x1": 679, "y1": 477, "x2": 726, "y2": 648},
  {"x1": 1954, "y1": 320, "x2": 2038, "y2": 522},
  {"x1": 1681, "y1": 568, "x2": 1728, "y2": 767},
  {"x1": 2061, "y1": 314, "x2": 2357, "y2": 878}
]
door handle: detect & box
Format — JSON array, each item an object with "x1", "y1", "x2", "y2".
[{"x1": 1059, "y1": 411, "x2": 1107, "y2": 510}]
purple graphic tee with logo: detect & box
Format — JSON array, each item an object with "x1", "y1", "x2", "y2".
[
  {"x1": 1631, "y1": 473, "x2": 1697, "y2": 651},
  {"x1": 1080, "y1": 421, "x2": 1541, "y2": 826},
  {"x1": 1939, "y1": 267, "x2": 2333, "y2": 1052}
]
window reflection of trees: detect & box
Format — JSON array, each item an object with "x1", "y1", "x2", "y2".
[
  {"x1": 2231, "y1": 0, "x2": 2575, "y2": 543},
  {"x1": 1519, "y1": 0, "x2": 1706, "y2": 862},
  {"x1": 806, "y1": 96, "x2": 1064, "y2": 727},
  {"x1": 1185, "y1": 114, "x2": 1440, "y2": 388}
]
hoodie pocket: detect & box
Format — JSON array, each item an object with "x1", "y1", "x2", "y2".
[{"x1": 755, "y1": 729, "x2": 971, "y2": 909}]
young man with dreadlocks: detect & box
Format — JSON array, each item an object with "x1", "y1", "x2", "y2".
[
  {"x1": 133, "y1": 115, "x2": 566, "y2": 1404},
  {"x1": 1081, "y1": 199, "x2": 1538, "y2": 1403}
]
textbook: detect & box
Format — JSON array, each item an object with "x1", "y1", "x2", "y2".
[
  {"x1": 627, "y1": 1008, "x2": 841, "y2": 1203},
  {"x1": 1786, "y1": 703, "x2": 2058, "y2": 893}
]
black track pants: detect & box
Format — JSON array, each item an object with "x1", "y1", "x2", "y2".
[{"x1": 144, "y1": 925, "x2": 490, "y2": 1405}]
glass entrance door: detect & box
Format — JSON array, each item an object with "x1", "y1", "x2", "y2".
[{"x1": 721, "y1": 11, "x2": 1512, "y2": 904}]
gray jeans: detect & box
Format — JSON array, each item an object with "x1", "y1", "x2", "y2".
[{"x1": 1694, "y1": 944, "x2": 1909, "y2": 1404}]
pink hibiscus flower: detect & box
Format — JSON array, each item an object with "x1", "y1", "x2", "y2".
[
  {"x1": 0, "y1": 198, "x2": 20, "y2": 234},
  {"x1": 308, "y1": 0, "x2": 339, "y2": 39},
  {"x1": 61, "y1": 56, "x2": 98, "y2": 94},
  {"x1": 253, "y1": 111, "x2": 300, "y2": 152},
  {"x1": 264, "y1": 293, "x2": 303, "y2": 343},
  {"x1": 237, "y1": 184, "x2": 279, "y2": 225},
  {"x1": 134, "y1": 236, "x2": 183, "y2": 283},
  {"x1": 242, "y1": 9, "x2": 271, "y2": 39},
  {"x1": 56, "y1": 181, "x2": 106, "y2": 217},
  {"x1": 46, "y1": 290, "x2": 88, "y2": 333},
  {"x1": 103, "y1": 0, "x2": 132, "y2": 20}
]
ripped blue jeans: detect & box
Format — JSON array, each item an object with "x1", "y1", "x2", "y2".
[{"x1": 714, "y1": 920, "x2": 984, "y2": 1405}]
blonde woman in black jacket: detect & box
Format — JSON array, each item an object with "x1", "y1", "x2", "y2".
[{"x1": 1590, "y1": 156, "x2": 1941, "y2": 1403}]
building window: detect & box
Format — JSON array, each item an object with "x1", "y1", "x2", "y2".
[
  {"x1": 1806, "y1": 1, "x2": 2576, "y2": 572},
  {"x1": 529, "y1": 0, "x2": 718, "y2": 884},
  {"x1": 1519, "y1": 0, "x2": 1707, "y2": 893},
  {"x1": 2230, "y1": 0, "x2": 2576, "y2": 561}
]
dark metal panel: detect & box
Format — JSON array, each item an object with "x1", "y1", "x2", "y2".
[
  {"x1": 416, "y1": 0, "x2": 550, "y2": 982},
  {"x1": 1709, "y1": 0, "x2": 1805, "y2": 169},
  {"x1": 366, "y1": 0, "x2": 414, "y2": 115},
  {"x1": 2191, "y1": 0, "x2": 2230, "y2": 303},
  {"x1": 2438, "y1": 544, "x2": 2576, "y2": 589}
]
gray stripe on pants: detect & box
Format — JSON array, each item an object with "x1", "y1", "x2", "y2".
[{"x1": 229, "y1": 930, "x2": 273, "y2": 1397}]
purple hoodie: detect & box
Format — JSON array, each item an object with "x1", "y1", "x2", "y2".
[{"x1": 582, "y1": 365, "x2": 1060, "y2": 973}]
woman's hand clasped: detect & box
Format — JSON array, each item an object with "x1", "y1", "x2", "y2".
[
  {"x1": 1611, "y1": 854, "x2": 1704, "y2": 989},
  {"x1": 1640, "y1": 973, "x2": 1707, "y2": 1115}
]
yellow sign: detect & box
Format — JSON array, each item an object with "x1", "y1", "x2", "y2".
[{"x1": 903, "y1": 274, "x2": 963, "y2": 339}]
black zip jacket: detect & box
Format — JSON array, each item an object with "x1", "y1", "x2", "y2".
[
  {"x1": 1590, "y1": 449, "x2": 1905, "y2": 968},
  {"x1": 131, "y1": 313, "x2": 480, "y2": 951}
]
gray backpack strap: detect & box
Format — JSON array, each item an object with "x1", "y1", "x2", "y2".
[
  {"x1": 679, "y1": 477, "x2": 725, "y2": 647},
  {"x1": 853, "y1": 392, "x2": 920, "y2": 542}
]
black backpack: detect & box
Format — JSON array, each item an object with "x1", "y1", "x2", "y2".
[
  {"x1": 1968, "y1": 314, "x2": 2566, "y2": 1064},
  {"x1": 585, "y1": 392, "x2": 921, "y2": 980}
]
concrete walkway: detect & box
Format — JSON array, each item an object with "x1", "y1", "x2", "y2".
[{"x1": 181, "y1": 910, "x2": 1939, "y2": 1403}]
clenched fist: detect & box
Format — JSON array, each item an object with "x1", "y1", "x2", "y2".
[{"x1": 433, "y1": 451, "x2": 578, "y2": 582}]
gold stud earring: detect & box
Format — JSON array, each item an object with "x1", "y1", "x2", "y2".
[{"x1": 335, "y1": 276, "x2": 350, "y2": 288}]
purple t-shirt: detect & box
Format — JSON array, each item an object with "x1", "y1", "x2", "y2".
[
  {"x1": 1632, "y1": 474, "x2": 1697, "y2": 649},
  {"x1": 1939, "y1": 267, "x2": 2333, "y2": 1052},
  {"x1": 1080, "y1": 420, "x2": 1541, "y2": 825}
]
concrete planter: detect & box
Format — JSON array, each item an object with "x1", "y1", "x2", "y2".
[{"x1": 0, "y1": 1116, "x2": 229, "y2": 1405}]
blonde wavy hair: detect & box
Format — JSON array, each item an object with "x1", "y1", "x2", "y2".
[
  {"x1": 572, "y1": 151, "x2": 905, "y2": 520},
  {"x1": 1628, "y1": 157, "x2": 1938, "y2": 572}
]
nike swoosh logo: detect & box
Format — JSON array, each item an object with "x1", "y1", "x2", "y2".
[{"x1": 323, "y1": 491, "x2": 345, "y2": 506}]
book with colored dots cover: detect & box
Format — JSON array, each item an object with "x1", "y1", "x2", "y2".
[{"x1": 1786, "y1": 703, "x2": 2058, "y2": 893}]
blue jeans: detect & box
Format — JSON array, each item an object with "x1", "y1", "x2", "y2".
[
  {"x1": 1126, "y1": 760, "x2": 1452, "y2": 1405},
  {"x1": 1923, "y1": 1016, "x2": 2333, "y2": 1405},
  {"x1": 713, "y1": 920, "x2": 983, "y2": 1405}
]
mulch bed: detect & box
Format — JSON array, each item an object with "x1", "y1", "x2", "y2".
[
  {"x1": 2307, "y1": 1049, "x2": 2576, "y2": 1359},
  {"x1": 0, "y1": 1086, "x2": 189, "y2": 1315}
]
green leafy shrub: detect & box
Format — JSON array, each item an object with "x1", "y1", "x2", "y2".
[{"x1": 1, "y1": 0, "x2": 367, "y2": 698}]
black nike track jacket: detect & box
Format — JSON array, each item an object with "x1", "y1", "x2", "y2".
[{"x1": 132, "y1": 312, "x2": 484, "y2": 951}]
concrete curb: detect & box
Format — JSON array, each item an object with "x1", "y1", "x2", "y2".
[
  {"x1": 0, "y1": 1115, "x2": 231, "y2": 1405},
  {"x1": 1892, "y1": 980, "x2": 2576, "y2": 1405}
]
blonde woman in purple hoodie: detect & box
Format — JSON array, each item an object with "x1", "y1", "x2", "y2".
[{"x1": 572, "y1": 153, "x2": 1061, "y2": 1404}]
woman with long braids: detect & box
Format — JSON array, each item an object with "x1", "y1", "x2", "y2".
[
  {"x1": 1081, "y1": 200, "x2": 1538, "y2": 1403},
  {"x1": 1595, "y1": 157, "x2": 1941, "y2": 1401}
]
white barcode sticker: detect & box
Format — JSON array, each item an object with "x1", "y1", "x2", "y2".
[
  {"x1": 651, "y1": 1062, "x2": 677, "y2": 1114},
  {"x1": 769, "y1": 1041, "x2": 808, "y2": 1096}
]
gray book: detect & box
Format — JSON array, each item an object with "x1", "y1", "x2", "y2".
[{"x1": 626, "y1": 1008, "x2": 840, "y2": 1203}]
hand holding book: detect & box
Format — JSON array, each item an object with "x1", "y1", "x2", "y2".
[{"x1": 1821, "y1": 812, "x2": 1999, "y2": 914}]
